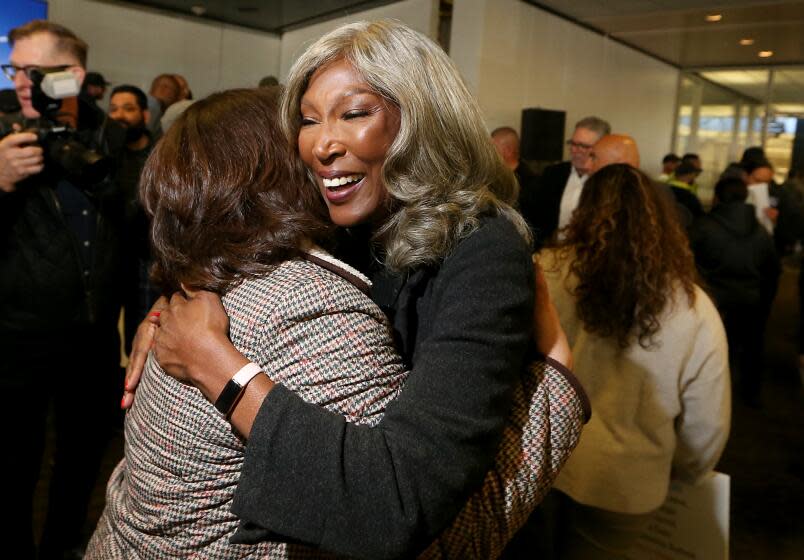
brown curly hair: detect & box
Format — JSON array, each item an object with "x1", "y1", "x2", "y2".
[
  {"x1": 555, "y1": 164, "x2": 697, "y2": 349},
  {"x1": 141, "y1": 88, "x2": 331, "y2": 295}
]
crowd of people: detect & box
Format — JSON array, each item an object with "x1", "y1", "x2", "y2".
[{"x1": 0, "y1": 13, "x2": 798, "y2": 560}]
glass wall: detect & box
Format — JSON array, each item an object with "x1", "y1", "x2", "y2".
[{"x1": 673, "y1": 67, "x2": 804, "y2": 203}]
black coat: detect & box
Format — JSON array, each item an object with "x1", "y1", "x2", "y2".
[
  {"x1": 528, "y1": 160, "x2": 572, "y2": 249},
  {"x1": 691, "y1": 201, "x2": 780, "y2": 310},
  {"x1": 514, "y1": 160, "x2": 540, "y2": 233},
  {"x1": 230, "y1": 214, "x2": 535, "y2": 559},
  {"x1": 0, "y1": 104, "x2": 126, "y2": 341}
]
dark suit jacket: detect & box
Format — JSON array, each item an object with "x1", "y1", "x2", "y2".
[
  {"x1": 529, "y1": 161, "x2": 572, "y2": 250},
  {"x1": 515, "y1": 160, "x2": 539, "y2": 232}
]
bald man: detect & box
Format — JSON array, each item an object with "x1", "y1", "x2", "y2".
[
  {"x1": 588, "y1": 134, "x2": 640, "y2": 173},
  {"x1": 589, "y1": 133, "x2": 694, "y2": 229},
  {"x1": 491, "y1": 126, "x2": 539, "y2": 230}
]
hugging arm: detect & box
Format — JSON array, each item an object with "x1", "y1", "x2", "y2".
[
  {"x1": 229, "y1": 220, "x2": 534, "y2": 558},
  {"x1": 126, "y1": 219, "x2": 564, "y2": 558}
]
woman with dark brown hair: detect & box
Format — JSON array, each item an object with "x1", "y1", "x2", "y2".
[
  {"x1": 540, "y1": 163, "x2": 731, "y2": 559},
  {"x1": 85, "y1": 88, "x2": 410, "y2": 557}
]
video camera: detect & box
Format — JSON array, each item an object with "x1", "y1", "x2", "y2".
[{"x1": 0, "y1": 68, "x2": 112, "y2": 187}]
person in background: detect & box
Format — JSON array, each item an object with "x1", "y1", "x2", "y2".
[
  {"x1": 587, "y1": 133, "x2": 639, "y2": 173},
  {"x1": 542, "y1": 163, "x2": 730, "y2": 559},
  {"x1": 681, "y1": 152, "x2": 703, "y2": 194},
  {"x1": 172, "y1": 73, "x2": 192, "y2": 100},
  {"x1": 0, "y1": 19, "x2": 125, "y2": 559},
  {"x1": 682, "y1": 152, "x2": 702, "y2": 170},
  {"x1": 744, "y1": 158, "x2": 777, "y2": 234},
  {"x1": 691, "y1": 176, "x2": 779, "y2": 407},
  {"x1": 780, "y1": 167, "x2": 804, "y2": 250},
  {"x1": 658, "y1": 152, "x2": 680, "y2": 182},
  {"x1": 0, "y1": 87, "x2": 21, "y2": 114},
  {"x1": 258, "y1": 75, "x2": 279, "y2": 88},
  {"x1": 79, "y1": 71, "x2": 109, "y2": 105},
  {"x1": 529, "y1": 116, "x2": 611, "y2": 249},
  {"x1": 587, "y1": 133, "x2": 693, "y2": 230},
  {"x1": 146, "y1": 73, "x2": 180, "y2": 137},
  {"x1": 491, "y1": 125, "x2": 539, "y2": 233},
  {"x1": 108, "y1": 84, "x2": 159, "y2": 353},
  {"x1": 740, "y1": 145, "x2": 767, "y2": 167},
  {"x1": 667, "y1": 160, "x2": 704, "y2": 218},
  {"x1": 743, "y1": 160, "x2": 804, "y2": 257},
  {"x1": 159, "y1": 98, "x2": 195, "y2": 132},
  {"x1": 720, "y1": 161, "x2": 749, "y2": 183},
  {"x1": 149, "y1": 72, "x2": 180, "y2": 110}
]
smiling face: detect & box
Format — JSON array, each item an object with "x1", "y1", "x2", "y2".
[
  {"x1": 569, "y1": 127, "x2": 601, "y2": 176},
  {"x1": 109, "y1": 92, "x2": 147, "y2": 129},
  {"x1": 297, "y1": 58, "x2": 400, "y2": 228}
]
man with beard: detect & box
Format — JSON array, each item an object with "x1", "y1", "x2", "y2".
[
  {"x1": 109, "y1": 85, "x2": 151, "y2": 197},
  {"x1": 108, "y1": 84, "x2": 158, "y2": 352}
]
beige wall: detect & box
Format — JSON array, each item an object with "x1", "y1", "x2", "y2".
[
  {"x1": 452, "y1": 0, "x2": 680, "y2": 176},
  {"x1": 46, "y1": 0, "x2": 438, "y2": 104},
  {"x1": 279, "y1": 0, "x2": 439, "y2": 79},
  {"x1": 47, "y1": 0, "x2": 282, "y2": 101},
  {"x1": 46, "y1": 0, "x2": 678, "y2": 175}
]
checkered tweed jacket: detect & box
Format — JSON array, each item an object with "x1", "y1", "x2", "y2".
[
  {"x1": 86, "y1": 254, "x2": 406, "y2": 559},
  {"x1": 87, "y1": 252, "x2": 589, "y2": 559}
]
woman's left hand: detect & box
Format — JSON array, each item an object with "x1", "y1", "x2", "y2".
[
  {"x1": 532, "y1": 257, "x2": 573, "y2": 369},
  {"x1": 154, "y1": 288, "x2": 248, "y2": 400}
]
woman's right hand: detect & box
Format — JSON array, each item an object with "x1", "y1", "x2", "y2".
[{"x1": 121, "y1": 296, "x2": 168, "y2": 409}]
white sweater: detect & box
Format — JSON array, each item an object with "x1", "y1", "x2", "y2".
[{"x1": 542, "y1": 250, "x2": 731, "y2": 514}]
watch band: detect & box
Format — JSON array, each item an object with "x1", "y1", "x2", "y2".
[{"x1": 214, "y1": 362, "x2": 263, "y2": 418}]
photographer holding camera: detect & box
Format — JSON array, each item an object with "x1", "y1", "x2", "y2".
[{"x1": 0, "y1": 20, "x2": 126, "y2": 559}]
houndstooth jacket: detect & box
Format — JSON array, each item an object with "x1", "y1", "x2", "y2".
[{"x1": 86, "y1": 251, "x2": 407, "y2": 559}]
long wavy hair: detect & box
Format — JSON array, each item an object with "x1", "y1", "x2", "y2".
[
  {"x1": 554, "y1": 164, "x2": 697, "y2": 349},
  {"x1": 280, "y1": 19, "x2": 530, "y2": 271},
  {"x1": 141, "y1": 88, "x2": 330, "y2": 294}
]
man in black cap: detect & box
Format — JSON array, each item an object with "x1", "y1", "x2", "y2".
[{"x1": 80, "y1": 70, "x2": 109, "y2": 105}]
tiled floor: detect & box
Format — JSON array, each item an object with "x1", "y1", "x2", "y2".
[{"x1": 34, "y1": 262, "x2": 804, "y2": 558}]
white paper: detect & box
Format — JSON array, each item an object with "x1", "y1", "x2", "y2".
[{"x1": 627, "y1": 471, "x2": 730, "y2": 560}]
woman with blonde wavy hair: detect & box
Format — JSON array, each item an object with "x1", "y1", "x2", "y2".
[
  {"x1": 123, "y1": 19, "x2": 588, "y2": 559},
  {"x1": 540, "y1": 163, "x2": 730, "y2": 559}
]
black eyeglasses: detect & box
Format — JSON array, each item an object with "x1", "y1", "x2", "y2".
[
  {"x1": 566, "y1": 140, "x2": 594, "y2": 151},
  {"x1": 1, "y1": 64, "x2": 72, "y2": 81}
]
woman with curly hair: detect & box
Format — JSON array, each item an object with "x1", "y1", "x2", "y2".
[
  {"x1": 540, "y1": 163, "x2": 731, "y2": 559},
  {"x1": 121, "y1": 19, "x2": 588, "y2": 559}
]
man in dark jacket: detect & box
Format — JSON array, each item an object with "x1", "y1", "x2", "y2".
[
  {"x1": 667, "y1": 160, "x2": 705, "y2": 219},
  {"x1": 0, "y1": 20, "x2": 125, "y2": 558},
  {"x1": 108, "y1": 84, "x2": 159, "y2": 353},
  {"x1": 527, "y1": 116, "x2": 610, "y2": 249},
  {"x1": 491, "y1": 126, "x2": 540, "y2": 232},
  {"x1": 691, "y1": 177, "x2": 780, "y2": 407}
]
